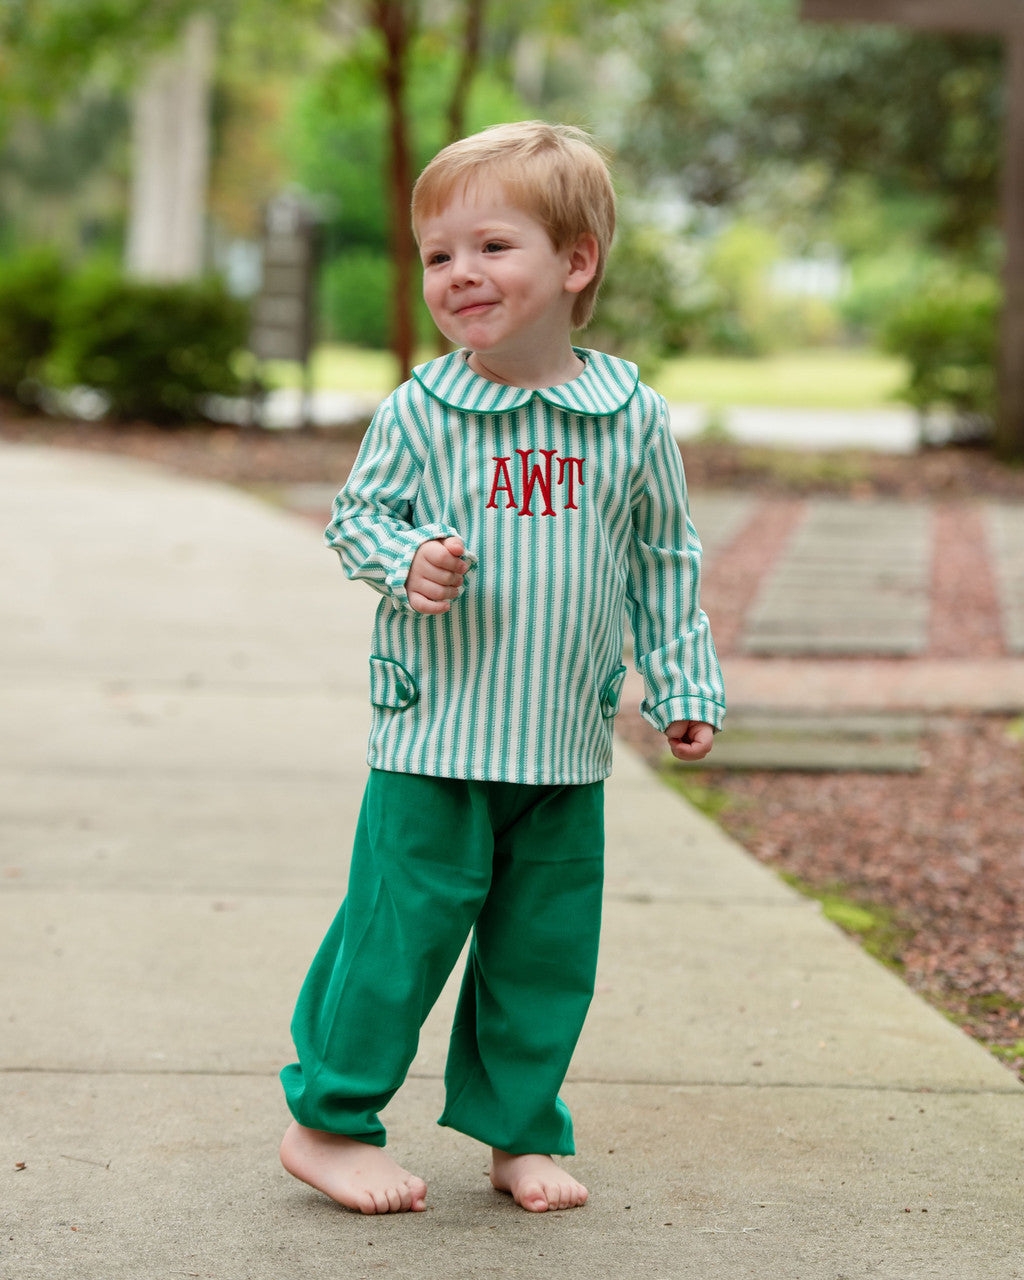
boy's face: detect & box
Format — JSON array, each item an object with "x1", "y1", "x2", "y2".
[{"x1": 417, "y1": 180, "x2": 586, "y2": 369}]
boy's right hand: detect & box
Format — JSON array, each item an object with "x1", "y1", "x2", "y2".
[{"x1": 406, "y1": 536, "x2": 470, "y2": 614}]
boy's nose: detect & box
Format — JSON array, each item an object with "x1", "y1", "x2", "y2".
[{"x1": 449, "y1": 253, "x2": 481, "y2": 286}]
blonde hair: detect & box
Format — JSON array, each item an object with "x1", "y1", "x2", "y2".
[{"x1": 412, "y1": 120, "x2": 616, "y2": 330}]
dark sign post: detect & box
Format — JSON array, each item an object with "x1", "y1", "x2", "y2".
[
  {"x1": 250, "y1": 191, "x2": 321, "y2": 428},
  {"x1": 802, "y1": 0, "x2": 1024, "y2": 459}
]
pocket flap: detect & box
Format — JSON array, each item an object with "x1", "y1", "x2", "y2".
[
  {"x1": 369, "y1": 656, "x2": 419, "y2": 711},
  {"x1": 599, "y1": 664, "x2": 627, "y2": 719}
]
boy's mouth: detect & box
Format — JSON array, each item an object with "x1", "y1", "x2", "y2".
[{"x1": 455, "y1": 301, "x2": 496, "y2": 316}]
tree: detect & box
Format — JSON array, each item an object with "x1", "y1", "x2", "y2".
[
  {"x1": 0, "y1": 0, "x2": 322, "y2": 277},
  {"x1": 602, "y1": 0, "x2": 1003, "y2": 255},
  {"x1": 371, "y1": 1, "x2": 417, "y2": 380},
  {"x1": 124, "y1": 12, "x2": 216, "y2": 281},
  {"x1": 288, "y1": 24, "x2": 525, "y2": 350},
  {"x1": 2, "y1": 0, "x2": 639, "y2": 375},
  {"x1": 447, "y1": 0, "x2": 486, "y2": 143}
]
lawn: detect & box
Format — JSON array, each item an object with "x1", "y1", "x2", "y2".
[
  {"x1": 650, "y1": 347, "x2": 908, "y2": 409},
  {"x1": 266, "y1": 343, "x2": 910, "y2": 411}
]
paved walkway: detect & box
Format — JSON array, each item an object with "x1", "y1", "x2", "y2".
[{"x1": 3, "y1": 441, "x2": 1024, "y2": 1280}]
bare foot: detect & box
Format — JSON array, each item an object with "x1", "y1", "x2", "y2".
[
  {"x1": 280, "y1": 1121, "x2": 427, "y2": 1214},
  {"x1": 489, "y1": 1149, "x2": 588, "y2": 1213}
]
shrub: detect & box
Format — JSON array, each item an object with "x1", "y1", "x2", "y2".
[
  {"x1": 48, "y1": 268, "x2": 249, "y2": 422},
  {"x1": 0, "y1": 249, "x2": 69, "y2": 396},
  {"x1": 320, "y1": 249, "x2": 392, "y2": 349},
  {"x1": 320, "y1": 247, "x2": 435, "y2": 350},
  {"x1": 588, "y1": 223, "x2": 707, "y2": 368},
  {"x1": 880, "y1": 270, "x2": 998, "y2": 427}
]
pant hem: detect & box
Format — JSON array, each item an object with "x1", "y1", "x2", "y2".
[{"x1": 435, "y1": 1113, "x2": 576, "y2": 1158}]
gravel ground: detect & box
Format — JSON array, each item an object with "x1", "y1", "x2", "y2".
[{"x1": 5, "y1": 410, "x2": 1024, "y2": 1078}]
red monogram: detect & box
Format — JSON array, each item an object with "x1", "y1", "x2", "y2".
[{"x1": 486, "y1": 449, "x2": 586, "y2": 517}]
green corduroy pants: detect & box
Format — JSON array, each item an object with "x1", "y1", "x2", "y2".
[{"x1": 280, "y1": 768, "x2": 605, "y2": 1155}]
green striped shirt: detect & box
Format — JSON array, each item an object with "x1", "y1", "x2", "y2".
[{"x1": 326, "y1": 347, "x2": 725, "y2": 785}]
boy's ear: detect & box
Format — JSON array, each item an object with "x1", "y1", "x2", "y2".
[{"x1": 564, "y1": 233, "x2": 600, "y2": 295}]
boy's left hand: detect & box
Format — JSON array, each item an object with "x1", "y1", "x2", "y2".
[{"x1": 665, "y1": 720, "x2": 715, "y2": 762}]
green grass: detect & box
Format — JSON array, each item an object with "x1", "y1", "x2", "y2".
[
  {"x1": 659, "y1": 769, "x2": 735, "y2": 821},
  {"x1": 650, "y1": 348, "x2": 909, "y2": 409},
  {"x1": 263, "y1": 345, "x2": 405, "y2": 395},
  {"x1": 267, "y1": 343, "x2": 909, "y2": 411},
  {"x1": 991, "y1": 1039, "x2": 1024, "y2": 1065},
  {"x1": 778, "y1": 873, "x2": 913, "y2": 973}
]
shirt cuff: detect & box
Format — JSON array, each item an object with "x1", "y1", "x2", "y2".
[
  {"x1": 385, "y1": 524, "x2": 478, "y2": 613},
  {"x1": 639, "y1": 694, "x2": 726, "y2": 734}
]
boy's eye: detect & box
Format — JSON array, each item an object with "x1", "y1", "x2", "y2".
[
  {"x1": 483, "y1": 241, "x2": 507, "y2": 253},
  {"x1": 426, "y1": 251, "x2": 450, "y2": 266}
]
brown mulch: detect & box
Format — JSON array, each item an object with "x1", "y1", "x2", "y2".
[{"x1": 5, "y1": 408, "x2": 1024, "y2": 1077}]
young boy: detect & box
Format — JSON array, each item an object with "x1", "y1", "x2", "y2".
[{"x1": 279, "y1": 121, "x2": 725, "y2": 1216}]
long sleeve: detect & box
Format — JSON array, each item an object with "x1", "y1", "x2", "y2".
[
  {"x1": 626, "y1": 404, "x2": 726, "y2": 732},
  {"x1": 324, "y1": 397, "x2": 474, "y2": 613}
]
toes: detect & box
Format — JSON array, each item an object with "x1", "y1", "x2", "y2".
[
  {"x1": 518, "y1": 1180, "x2": 551, "y2": 1212},
  {"x1": 529, "y1": 1177, "x2": 586, "y2": 1212},
  {"x1": 490, "y1": 1153, "x2": 587, "y2": 1213},
  {"x1": 551, "y1": 1180, "x2": 573, "y2": 1211},
  {"x1": 356, "y1": 1190, "x2": 382, "y2": 1215}
]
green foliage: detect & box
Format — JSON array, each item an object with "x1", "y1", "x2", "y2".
[
  {"x1": 880, "y1": 270, "x2": 999, "y2": 423},
  {"x1": 0, "y1": 247, "x2": 68, "y2": 394},
  {"x1": 826, "y1": 176, "x2": 999, "y2": 343},
  {"x1": 592, "y1": 214, "x2": 841, "y2": 366},
  {"x1": 752, "y1": 29, "x2": 1002, "y2": 253},
  {"x1": 320, "y1": 249, "x2": 392, "y2": 350},
  {"x1": 605, "y1": 0, "x2": 1002, "y2": 265},
  {"x1": 47, "y1": 266, "x2": 249, "y2": 422},
  {"x1": 319, "y1": 248, "x2": 433, "y2": 350},
  {"x1": 0, "y1": 0, "x2": 196, "y2": 107},
  {"x1": 0, "y1": 0, "x2": 324, "y2": 110},
  {"x1": 588, "y1": 221, "x2": 702, "y2": 366},
  {"x1": 702, "y1": 221, "x2": 787, "y2": 356},
  {"x1": 840, "y1": 249, "x2": 934, "y2": 339}
]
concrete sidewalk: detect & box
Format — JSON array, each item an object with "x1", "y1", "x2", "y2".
[{"x1": 3, "y1": 441, "x2": 1023, "y2": 1280}]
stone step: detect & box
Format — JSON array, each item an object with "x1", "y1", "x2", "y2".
[
  {"x1": 685, "y1": 712, "x2": 925, "y2": 773},
  {"x1": 988, "y1": 503, "x2": 1024, "y2": 655},
  {"x1": 742, "y1": 498, "x2": 932, "y2": 657}
]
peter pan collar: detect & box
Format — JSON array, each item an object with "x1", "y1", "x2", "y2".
[{"x1": 411, "y1": 347, "x2": 640, "y2": 417}]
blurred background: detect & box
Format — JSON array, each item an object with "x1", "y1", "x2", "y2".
[{"x1": 0, "y1": 0, "x2": 1008, "y2": 448}]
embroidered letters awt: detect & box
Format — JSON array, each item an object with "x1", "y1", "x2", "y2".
[{"x1": 486, "y1": 448, "x2": 586, "y2": 517}]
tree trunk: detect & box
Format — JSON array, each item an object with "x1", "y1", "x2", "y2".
[
  {"x1": 997, "y1": 29, "x2": 1024, "y2": 460},
  {"x1": 447, "y1": 0, "x2": 486, "y2": 144},
  {"x1": 125, "y1": 13, "x2": 215, "y2": 281},
  {"x1": 374, "y1": 0, "x2": 416, "y2": 383},
  {"x1": 434, "y1": 0, "x2": 486, "y2": 355}
]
